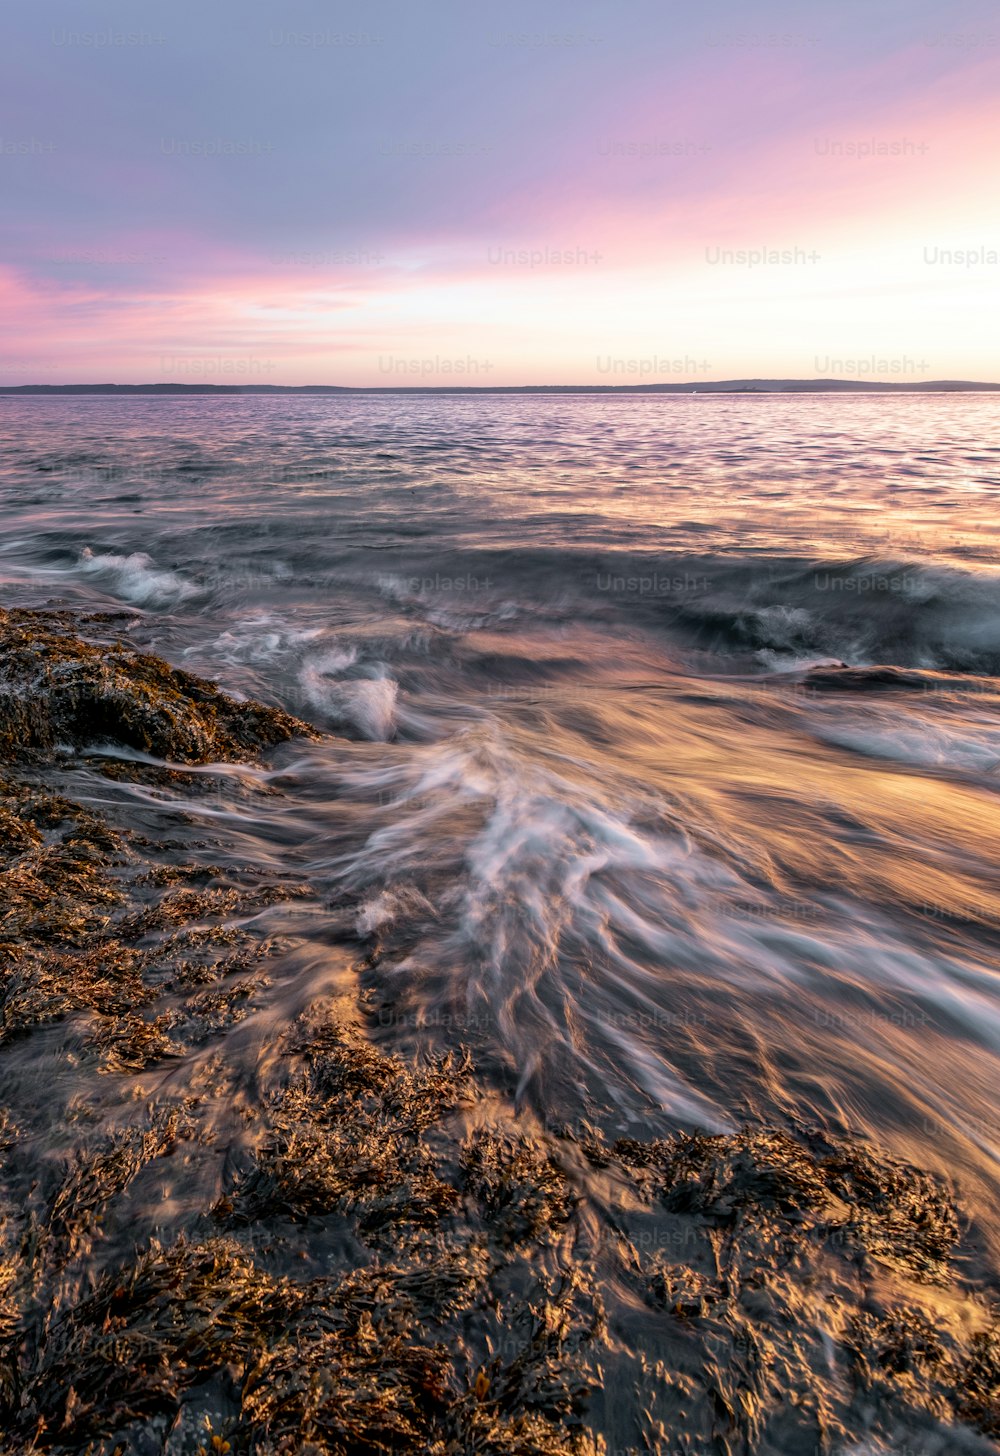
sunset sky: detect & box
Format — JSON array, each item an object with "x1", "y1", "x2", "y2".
[{"x1": 2, "y1": 0, "x2": 999, "y2": 386}]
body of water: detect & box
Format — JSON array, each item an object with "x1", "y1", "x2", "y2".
[{"x1": 3, "y1": 390, "x2": 1000, "y2": 1246}]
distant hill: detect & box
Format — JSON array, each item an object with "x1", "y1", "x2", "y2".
[{"x1": 0, "y1": 379, "x2": 998, "y2": 395}]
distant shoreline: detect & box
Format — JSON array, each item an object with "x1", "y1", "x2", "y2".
[{"x1": 1, "y1": 379, "x2": 999, "y2": 396}]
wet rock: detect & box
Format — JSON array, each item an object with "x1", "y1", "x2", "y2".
[
  {"x1": 614, "y1": 1125, "x2": 959, "y2": 1283},
  {"x1": 0, "y1": 777, "x2": 287, "y2": 1051},
  {"x1": 460, "y1": 1129, "x2": 580, "y2": 1247},
  {"x1": 960, "y1": 1323, "x2": 1000, "y2": 1437},
  {"x1": 0, "y1": 609, "x2": 316, "y2": 765},
  {"x1": 2, "y1": 994, "x2": 999, "y2": 1455}
]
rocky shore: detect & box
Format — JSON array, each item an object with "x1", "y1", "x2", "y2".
[{"x1": 0, "y1": 609, "x2": 997, "y2": 1455}]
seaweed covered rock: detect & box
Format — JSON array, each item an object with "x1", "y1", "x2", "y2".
[
  {"x1": 0, "y1": 609, "x2": 315, "y2": 764},
  {"x1": 960, "y1": 1323, "x2": 1000, "y2": 1437},
  {"x1": 218, "y1": 1027, "x2": 470, "y2": 1236},
  {"x1": 586, "y1": 1122, "x2": 997, "y2": 1453},
  {"x1": 5, "y1": 1233, "x2": 602, "y2": 1456},
  {"x1": 613, "y1": 1125, "x2": 960, "y2": 1283},
  {"x1": 2, "y1": 987, "x2": 1000, "y2": 1455},
  {"x1": 0, "y1": 776, "x2": 294, "y2": 1051}
]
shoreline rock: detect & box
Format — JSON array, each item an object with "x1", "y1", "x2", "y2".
[{"x1": 0, "y1": 609, "x2": 316, "y2": 766}]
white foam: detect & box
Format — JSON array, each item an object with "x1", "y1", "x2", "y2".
[
  {"x1": 299, "y1": 652, "x2": 398, "y2": 741},
  {"x1": 79, "y1": 547, "x2": 195, "y2": 608},
  {"x1": 337, "y1": 677, "x2": 399, "y2": 741},
  {"x1": 814, "y1": 710, "x2": 1000, "y2": 776},
  {"x1": 306, "y1": 701, "x2": 1000, "y2": 1134},
  {"x1": 200, "y1": 616, "x2": 327, "y2": 667}
]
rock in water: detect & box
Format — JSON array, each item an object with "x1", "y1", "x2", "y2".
[{"x1": 0, "y1": 609, "x2": 316, "y2": 765}]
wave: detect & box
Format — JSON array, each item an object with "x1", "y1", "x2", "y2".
[
  {"x1": 193, "y1": 614, "x2": 327, "y2": 667},
  {"x1": 813, "y1": 708, "x2": 1000, "y2": 776},
  {"x1": 78, "y1": 547, "x2": 197, "y2": 608},
  {"x1": 671, "y1": 556, "x2": 1000, "y2": 674},
  {"x1": 298, "y1": 650, "x2": 398, "y2": 740},
  {"x1": 295, "y1": 709, "x2": 1000, "y2": 1135},
  {"x1": 375, "y1": 570, "x2": 522, "y2": 633}
]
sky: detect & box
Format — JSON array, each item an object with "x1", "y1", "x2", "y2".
[{"x1": 1, "y1": 0, "x2": 999, "y2": 386}]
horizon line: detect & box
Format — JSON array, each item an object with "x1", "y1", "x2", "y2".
[{"x1": 1, "y1": 377, "x2": 999, "y2": 396}]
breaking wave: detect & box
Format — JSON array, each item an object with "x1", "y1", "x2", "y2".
[{"x1": 78, "y1": 547, "x2": 197, "y2": 608}]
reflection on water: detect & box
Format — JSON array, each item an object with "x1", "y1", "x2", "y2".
[{"x1": 2, "y1": 391, "x2": 1000, "y2": 1248}]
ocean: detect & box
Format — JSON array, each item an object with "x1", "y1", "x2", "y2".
[{"x1": 2, "y1": 391, "x2": 1000, "y2": 1451}]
